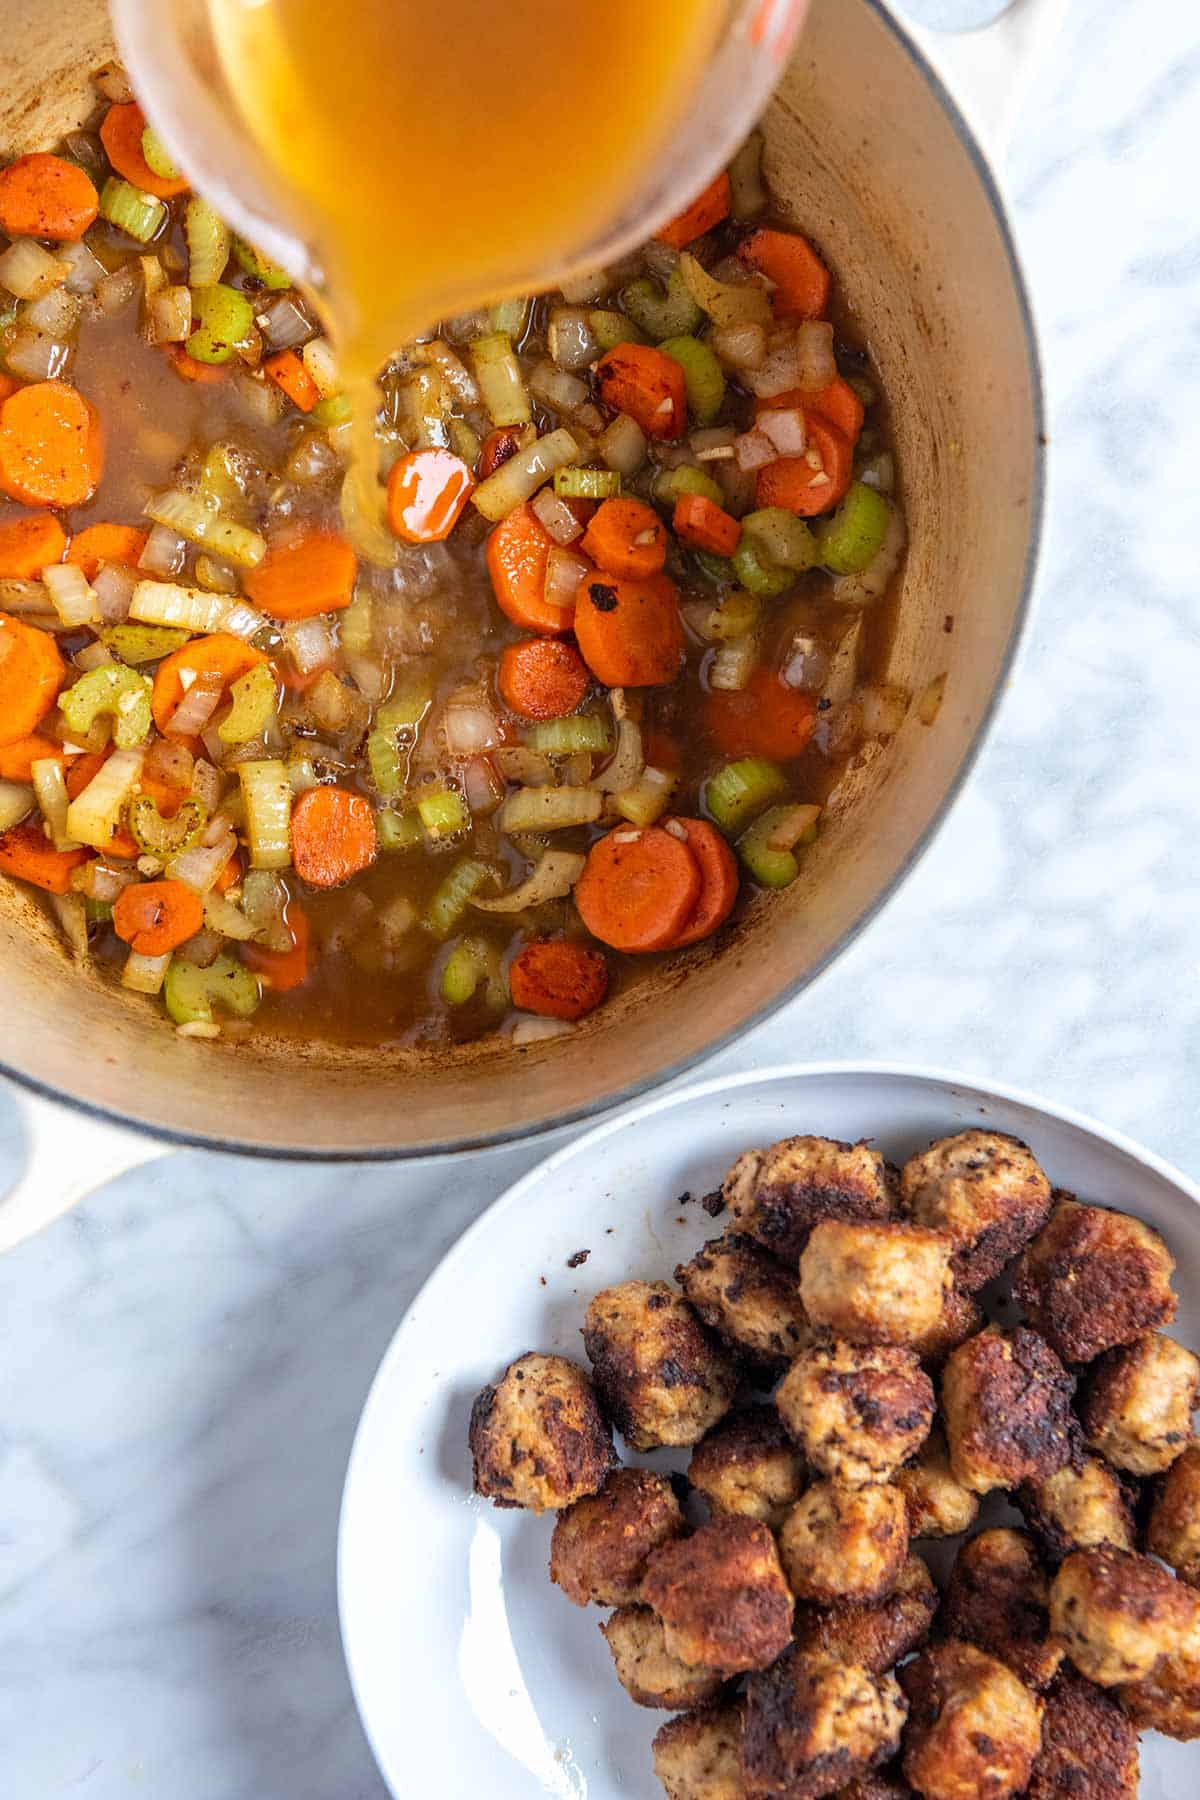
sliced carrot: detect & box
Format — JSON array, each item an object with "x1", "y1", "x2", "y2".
[
  {"x1": 262, "y1": 349, "x2": 320, "y2": 413},
  {"x1": 387, "y1": 448, "x2": 475, "y2": 544},
  {"x1": 486, "y1": 502, "x2": 573, "y2": 637},
  {"x1": 0, "y1": 732, "x2": 62, "y2": 780},
  {"x1": 580, "y1": 497, "x2": 667, "y2": 582},
  {"x1": 737, "y1": 227, "x2": 831, "y2": 321},
  {"x1": 663, "y1": 817, "x2": 739, "y2": 949},
  {"x1": 509, "y1": 938, "x2": 609, "y2": 1021},
  {"x1": 0, "y1": 612, "x2": 66, "y2": 745},
  {"x1": 290, "y1": 785, "x2": 377, "y2": 889},
  {"x1": 704, "y1": 666, "x2": 819, "y2": 760},
  {"x1": 0, "y1": 820, "x2": 89, "y2": 894},
  {"x1": 99, "y1": 102, "x2": 190, "y2": 199},
  {"x1": 656, "y1": 171, "x2": 732, "y2": 251},
  {"x1": 755, "y1": 416, "x2": 853, "y2": 518},
  {"x1": 756, "y1": 376, "x2": 865, "y2": 447},
  {"x1": 498, "y1": 638, "x2": 591, "y2": 721},
  {"x1": 242, "y1": 906, "x2": 310, "y2": 991},
  {"x1": 0, "y1": 152, "x2": 98, "y2": 242},
  {"x1": 243, "y1": 529, "x2": 357, "y2": 620},
  {"x1": 673, "y1": 494, "x2": 742, "y2": 557},
  {"x1": 574, "y1": 825, "x2": 701, "y2": 954},
  {"x1": 65, "y1": 748, "x2": 138, "y2": 856},
  {"x1": 595, "y1": 344, "x2": 687, "y2": 441},
  {"x1": 478, "y1": 426, "x2": 527, "y2": 479},
  {"x1": 137, "y1": 768, "x2": 185, "y2": 820},
  {"x1": 574, "y1": 570, "x2": 684, "y2": 688},
  {"x1": 0, "y1": 380, "x2": 104, "y2": 509},
  {"x1": 113, "y1": 878, "x2": 203, "y2": 956},
  {"x1": 214, "y1": 848, "x2": 241, "y2": 894},
  {"x1": 163, "y1": 345, "x2": 230, "y2": 385},
  {"x1": 0, "y1": 512, "x2": 67, "y2": 578},
  {"x1": 66, "y1": 522, "x2": 148, "y2": 580},
  {"x1": 151, "y1": 633, "x2": 267, "y2": 734}
]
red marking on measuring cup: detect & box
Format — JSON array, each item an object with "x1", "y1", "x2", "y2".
[{"x1": 750, "y1": 0, "x2": 807, "y2": 61}]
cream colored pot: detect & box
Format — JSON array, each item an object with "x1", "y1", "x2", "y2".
[{"x1": 0, "y1": 0, "x2": 1053, "y2": 1235}]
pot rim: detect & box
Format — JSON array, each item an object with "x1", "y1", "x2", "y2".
[{"x1": 0, "y1": 0, "x2": 1046, "y2": 1163}]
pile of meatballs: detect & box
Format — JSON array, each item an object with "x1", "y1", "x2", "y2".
[{"x1": 468, "y1": 1129, "x2": 1200, "y2": 1798}]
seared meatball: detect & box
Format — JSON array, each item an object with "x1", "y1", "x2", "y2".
[
  {"x1": 600, "y1": 1603, "x2": 726, "y2": 1710},
  {"x1": 1017, "y1": 1454, "x2": 1135, "y2": 1564},
  {"x1": 678, "y1": 1234, "x2": 810, "y2": 1371},
  {"x1": 792, "y1": 1554, "x2": 937, "y2": 1675},
  {"x1": 469, "y1": 1352, "x2": 613, "y2": 1511},
  {"x1": 776, "y1": 1341, "x2": 934, "y2": 1487},
  {"x1": 907, "y1": 1284, "x2": 983, "y2": 1368},
  {"x1": 583, "y1": 1281, "x2": 737, "y2": 1452},
  {"x1": 1025, "y1": 1669, "x2": 1138, "y2": 1800},
  {"x1": 549, "y1": 1466, "x2": 685, "y2": 1606},
  {"x1": 899, "y1": 1131, "x2": 1052, "y2": 1292},
  {"x1": 1081, "y1": 1331, "x2": 1199, "y2": 1476},
  {"x1": 899, "y1": 1642, "x2": 1043, "y2": 1800},
  {"x1": 653, "y1": 1700, "x2": 746, "y2": 1800},
  {"x1": 941, "y1": 1326, "x2": 1074, "y2": 1495},
  {"x1": 689, "y1": 1407, "x2": 807, "y2": 1529},
  {"x1": 723, "y1": 1136, "x2": 894, "y2": 1265},
  {"x1": 896, "y1": 1428, "x2": 979, "y2": 1539},
  {"x1": 1118, "y1": 1648, "x2": 1200, "y2": 1741},
  {"x1": 779, "y1": 1478, "x2": 910, "y2": 1605},
  {"x1": 799, "y1": 1222, "x2": 953, "y2": 1348},
  {"x1": 641, "y1": 1515, "x2": 794, "y2": 1674},
  {"x1": 1013, "y1": 1199, "x2": 1177, "y2": 1364},
  {"x1": 1147, "y1": 1439, "x2": 1200, "y2": 1584},
  {"x1": 741, "y1": 1650, "x2": 907, "y2": 1800},
  {"x1": 835, "y1": 1777, "x2": 913, "y2": 1800},
  {"x1": 1049, "y1": 1546, "x2": 1200, "y2": 1686},
  {"x1": 941, "y1": 1529, "x2": 1062, "y2": 1690}
]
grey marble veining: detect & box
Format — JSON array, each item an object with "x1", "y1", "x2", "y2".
[{"x1": 2, "y1": 2, "x2": 1199, "y2": 1793}]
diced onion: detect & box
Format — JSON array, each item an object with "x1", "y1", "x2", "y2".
[
  {"x1": 138, "y1": 526, "x2": 188, "y2": 578},
  {"x1": 146, "y1": 285, "x2": 192, "y2": 344},
  {"x1": 531, "y1": 487, "x2": 583, "y2": 547},
  {"x1": 710, "y1": 323, "x2": 766, "y2": 371},
  {"x1": 544, "y1": 545, "x2": 590, "y2": 611},
  {"x1": 219, "y1": 600, "x2": 270, "y2": 643},
  {"x1": 547, "y1": 307, "x2": 597, "y2": 371},
  {"x1": 93, "y1": 60, "x2": 134, "y2": 101},
  {"x1": 472, "y1": 850, "x2": 585, "y2": 915},
  {"x1": 529, "y1": 358, "x2": 589, "y2": 417},
  {"x1": 96, "y1": 264, "x2": 141, "y2": 317},
  {"x1": 708, "y1": 634, "x2": 759, "y2": 692},
  {"x1": 168, "y1": 670, "x2": 224, "y2": 738},
  {"x1": 590, "y1": 717, "x2": 643, "y2": 794},
  {"x1": 690, "y1": 426, "x2": 738, "y2": 463},
  {"x1": 65, "y1": 745, "x2": 145, "y2": 849},
  {"x1": 471, "y1": 428, "x2": 579, "y2": 523},
  {"x1": 0, "y1": 239, "x2": 69, "y2": 300},
  {"x1": 759, "y1": 408, "x2": 807, "y2": 457},
  {"x1": 442, "y1": 700, "x2": 502, "y2": 755},
  {"x1": 679, "y1": 252, "x2": 772, "y2": 329},
  {"x1": 56, "y1": 237, "x2": 106, "y2": 295},
  {"x1": 168, "y1": 829, "x2": 236, "y2": 895},
  {"x1": 557, "y1": 268, "x2": 610, "y2": 304},
  {"x1": 782, "y1": 635, "x2": 830, "y2": 693},
  {"x1": 203, "y1": 891, "x2": 259, "y2": 940},
  {"x1": 492, "y1": 746, "x2": 554, "y2": 787},
  {"x1": 31, "y1": 756, "x2": 78, "y2": 850},
  {"x1": 254, "y1": 293, "x2": 314, "y2": 350},
  {"x1": 746, "y1": 323, "x2": 836, "y2": 398},
  {"x1": 191, "y1": 758, "x2": 222, "y2": 812},
  {"x1": 4, "y1": 329, "x2": 71, "y2": 382},
  {"x1": 734, "y1": 429, "x2": 778, "y2": 472},
  {"x1": 301, "y1": 335, "x2": 339, "y2": 398},
  {"x1": 283, "y1": 614, "x2": 336, "y2": 676},
  {"x1": 497, "y1": 786, "x2": 602, "y2": 832},
  {"x1": 512, "y1": 1015, "x2": 576, "y2": 1044},
  {"x1": 598, "y1": 413, "x2": 647, "y2": 477},
  {"x1": 0, "y1": 779, "x2": 34, "y2": 831},
  {"x1": 416, "y1": 339, "x2": 475, "y2": 406},
  {"x1": 122, "y1": 948, "x2": 170, "y2": 994},
  {"x1": 43, "y1": 563, "x2": 99, "y2": 627},
  {"x1": 23, "y1": 285, "x2": 79, "y2": 336}
]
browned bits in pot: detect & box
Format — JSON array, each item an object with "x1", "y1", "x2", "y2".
[
  {"x1": 582, "y1": 1280, "x2": 737, "y2": 1452},
  {"x1": 775, "y1": 1339, "x2": 935, "y2": 1487},
  {"x1": 740, "y1": 1649, "x2": 907, "y2": 1800},
  {"x1": 549, "y1": 1466, "x2": 685, "y2": 1607},
  {"x1": 899, "y1": 1642, "x2": 1043, "y2": 1800},
  {"x1": 899, "y1": 1130, "x2": 1052, "y2": 1292},
  {"x1": 790, "y1": 1552, "x2": 937, "y2": 1676},
  {"x1": 940, "y1": 1325, "x2": 1075, "y2": 1496},
  {"x1": 778, "y1": 1478, "x2": 910, "y2": 1606},
  {"x1": 1013, "y1": 1199, "x2": 1177, "y2": 1364},
  {"x1": 676, "y1": 1233, "x2": 810, "y2": 1372},
  {"x1": 600, "y1": 1604, "x2": 726, "y2": 1711},
  {"x1": 468, "y1": 1351, "x2": 613, "y2": 1512},
  {"x1": 940, "y1": 1527, "x2": 1063, "y2": 1691},
  {"x1": 722, "y1": 1136, "x2": 894, "y2": 1265},
  {"x1": 640, "y1": 1515, "x2": 794, "y2": 1675},
  {"x1": 1080, "y1": 1331, "x2": 1200, "y2": 1476}
]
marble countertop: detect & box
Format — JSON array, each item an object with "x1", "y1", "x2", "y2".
[{"x1": 2, "y1": 2, "x2": 1198, "y2": 1793}]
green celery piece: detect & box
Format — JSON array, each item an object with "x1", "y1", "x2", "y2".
[
  {"x1": 587, "y1": 309, "x2": 646, "y2": 352},
  {"x1": 417, "y1": 788, "x2": 469, "y2": 840},
  {"x1": 731, "y1": 537, "x2": 793, "y2": 599},
  {"x1": 704, "y1": 758, "x2": 787, "y2": 834},
  {"x1": 426, "y1": 858, "x2": 493, "y2": 937},
  {"x1": 740, "y1": 508, "x2": 818, "y2": 573},
  {"x1": 101, "y1": 624, "x2": 190, "y2": 665},
  {"x1": 60, "y1": 665, "x2": 153, "y2": 748},
  {"x1": 232, "y1": 237, "x2": 292, "y2": 290},
  {"x1": 653, "y1": 464, "x2": 724, "y2": 510},
  {"x1": 657, "y1": 334, "x2": 726, "y2": 425},
  {"x1": 620, "y1": 267, "x2": 703, "y2": 342},
  {"x1": 376, "y1": 808, "x2": 423, "y2": 852},
  {"x1": 737, "y1": 806, "x2": 805, "y2": 889},
  {"x1": 186, "y1": 283, "x2": 254, "y2": 365},
  {"x1": 163, "y1": 952, "x2": 261, "y2": 1025},
  {"x1": 127, "y1": 794, "x2": 207, "y2": 856},
  {"x1": 815, "y1": 483, "x2": 891, "y2": 575}
]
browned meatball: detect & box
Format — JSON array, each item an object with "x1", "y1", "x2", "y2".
[
  {"x1": 468, "y1": 1352, "x2": 613, "y2": 1512},
  {"x1": 1049, "y1": 1546, "x2": 1200, "y2": 1686},
  {"x1": 940, "y1": 1326, "x2": 1075, "y2": 1495},
  {"x1": 1081, "y1": 1331, "x2": 1199, "y2": 1476},
  {"x1": 1147, "y1": 1439, "x2": 1200, "y2": 1584},
  {"x1": 792, "y1": 1554, "x2": 937, "y2": 1676},
  {"x1": 689, "y1": 1407, "x2": 807, "y2": 1529},
  {"x1": 677, "y1": 1233, "x2": 810, "y2": 1371},
  {"x1": 741, "y1": 1650, "x2": 907, "y2": 1800},
  {"x1": 549, "y1": 1466, "x2": 685, "y2": 1606},
  {"x1": 653, "y1": 1700, "x2": 746, "y2": 1800},
  {"x1": 1118, "y1": 1648, "x2": 1200, "y2": 1741},
  {"x1": 836, "y1": 1777, "x2": 913, "y2": 1800},
  {"x1": 1017, "y1": 1454, "x2": 1135, "y2": 1565},
  {"x1": 779, "y1": 1479, "x2": 910, "y2": 1605},
  {"x1": 723, "y1": 1136, "x2": 894, "y2": 1265},
  {"x1": 906, "y1": 1284, "x2": 983, "y2": 1368},
  {"x1": 899, "y1": 1131, "x2": 1052, "y2": 1292},
  {"x1": 941, "y1": 1529, "x2": 1062, "y2": 1690},
  {"x1": 896, "y1": 1428, "x2": 980, "y2": 1540},
  {"x1": 1013, "y1": 1199, "x2": 1177, "y2": 1364},
  {"x1": 776, "y1": 1341, "x2": 935, "y2": 1487},
  {"x1": 799, "y1": 1222, "x2": 953, "y2": 1348},
  {"x1": 583, "y1": 1281, "x2": 737, "y2": 1452},
  {"x1": 641, "y1": 1515, "x2": 794, "y2": 1675},
  {"x1": 600, "y1": 1603, "x2": 727, "y2": 1710},
  {"x1": 1025, "y1": 1669, "x2": 1138, "y2": 1800},
  {"x1": 899, "y1": 1642, "x2": 1043, "y2": 1800}
]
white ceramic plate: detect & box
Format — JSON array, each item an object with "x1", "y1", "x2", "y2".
[{"x1": 338, "y1": 1064, "x2": 1200, "y2": 1799}]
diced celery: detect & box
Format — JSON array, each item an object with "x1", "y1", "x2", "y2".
[
  {"x1": 653, "y1": 464, "x2": 724, "y2": 510},
  {"x1": 339, "y1": 590, "x2": 372, "y2": 658},
  {"x1": 704, "y1": 757, "x2": 787, "y2": 834},
  {"x1": 426, "y1": 858, "x2": 493, "y2": 937},
  {"x1": 376, "y1": 808, "x2": 423, "y2": 852},
  {"x1": 127, "y1": 793, "x2": 206, "y2": 856},
  {"x1": 488, "y1": 297, "x2": 528, "y2": 339},
  {"x1": 164, "y1": 951, "x2": 261, "y2": 1025},
  {"x1": 100, "y1": 623, "x2": 191, "y2": 665},
  {"x1": 553, "y1": 466, "x2": 621, "y2": 501},
  {"x1": 140, "y1": 126, "x2": 180, "y2": 182},
  {"x1": 232, "y1": 237, "x2": 292, "y2": 290},
  {"x1": 417, "y1": 788, "x2": 469, "y2": 840},
  {"x1": 736, "y1": 805, "x2": 817, "y2": 889},
  {"x1": 525, "y1": 715, "x2": 612, "y2": 756},
  {"x1": 815, "y1": 483, "x2": 892, "y2": 575},
  {"x1": 614, "y1": 766, "x2": 677, "y2": 828},
  {"x1": 366, "y1": 730, "x2": 405, "y2": 798},
  {"x1": 312, "y1": 392, "x2": 352, "y2": 428},
  {"x1": 706, "y1": 590, "x2": 761, "y2": 642},
  {"x1": 469, "y1": 332, "x2": 531, "y2": 428},
  {"x1": 84, "y1": 897, "x2": 113, "y2": 924},
  {"x1": 98, "y1": 177, "x2": 165, "y2": 244},
  {"x1": 440, "y1": 935, "x2": 506, "y2": 1007},
  {"x1": 731, "y1": 537, "x2": 794, "y2": 599},
  {"x1": 238, "y1": 759, "x2": 292, "y2": 869},
  {"x1": 657, "y1": 335, "x2": 726, "y2": 425},
  {"x1": 217, "y1": 662, "x2": 278, "y2": 744},
  {"x1": 587, "y1": 309, "x2": 646, "y2": 352},
  {"x1": 186, "y1": 283, "x2": 254, "y2": 365},
  {"x1": 60, "y1": 665, "x2": 153, "y2": 748},
  {"x1": 185, "y1": 197, "x2": 231, "y2": 287},
  {"x1": 620, "y1": 268, "x2": 703, "y2": 342},
  {"x1": 740, "y1": 508, "x2": 819, "y2": 573},
  {"x1": 692, "y1": 548, "x2": 735, "y2": 587}
]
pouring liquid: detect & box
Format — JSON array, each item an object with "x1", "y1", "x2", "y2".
[{"x1": 206, "y1": 0, "x2": 728, "y2": 557}]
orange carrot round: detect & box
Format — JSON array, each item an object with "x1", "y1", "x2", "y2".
[
  {"x1": 574, "y1": 825, "x2": 701, "y2": 954},
  {"x1": 0, "y1": 820, "x2": 89, "y2": 894},
  {"x1": 0, "y1": 381, "x2": 104, "y2": 509},
  {"x1": 290, "y1": 785, "x2": 377, "y2": 888},
  {"x1": 663, "y1": 817, "x2": 739, "y2": 948},
  {"x1": 755, "y1": 416, "x2": 853, "y2": 518},
  {"x1": 498, "y1": 638, "x2": 591, "y2": 720},
  {"x1": 0, "y1": 152, "x2": 99, "y2": 242},
  {"x1": 656, "y1": 171, "x2": 732, "y2": 251},
  {"x1": 0, "y1": 612, "x2": 66, "y2": 745},
  {"x1": 387, "y1": 449, "x2": 475, "y2": 544},
  {"x1": 574, "y1": 570, "x2": 684, "y2": 688},
  {"x1": 243, "y1": 529, "x2": 358, "y2": 620},
  {"x1": 672, "y1": 493, "x2": 741, "y2": 557},
  {"x1": 580, "y1": 497, "x2": 667, "y2": 582},
  {"x1": 509, "y1": 938, "x2": 609, "y2": 1021},
  {"x1": 163, "y1": 345, "x2": 230, "y2": 385},
  {"x1": 0, "y1": 512, "x2": 67, "y2": 578},
  {"x1": 738, "y1": 227, "x2": 831, "y2": 321},
  {"x1": 113, "y1": 878, "x2": 203, "y2": 956},
  {"x1": 0, "y1": 732, "x2": 63, "y2": 781},
  {"x1": 704, "y1": 666, "x2": 819, "y2": 761},
  {"x1": 242, "y1": 907, "x2": 310, "y2": 990},
  {"x1": 758, "y1": 376, "x2": 865, "y2": 447},
  {"x1": 595, "y1": 344, "x2": 688, "y2": 441},
  {"x1": 99, "y1": 102, "x2": 190, "y2": 199},
  {"x1": 66, "y1": 521, "x2": 149, "y2": 579},
  {"x1": 151, "y1": 634, "x2": 267, "y2": 734},
  {"x1": 486, "y1": 502, "x2": 573, "y2": 636}
]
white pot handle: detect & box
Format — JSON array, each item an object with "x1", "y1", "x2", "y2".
[
  {"x1": 896, "y1": 0, "x2": 1069, "y2": 163},
  {"x1": 0, "y1": 1082, "x2": 169, "y2": 1254}
]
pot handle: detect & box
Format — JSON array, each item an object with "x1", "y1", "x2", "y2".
[
  {"x1": 0, "y1": 1082, "x2": 169, "y2": 1254},
  {"x1": 898, "y1": 0, "x2": 1070, "y2": 163}
]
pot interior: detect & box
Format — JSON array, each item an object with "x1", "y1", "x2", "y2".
[{"x1": 0, "y1": 0, "x2": 1039, "y2": 1155}]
